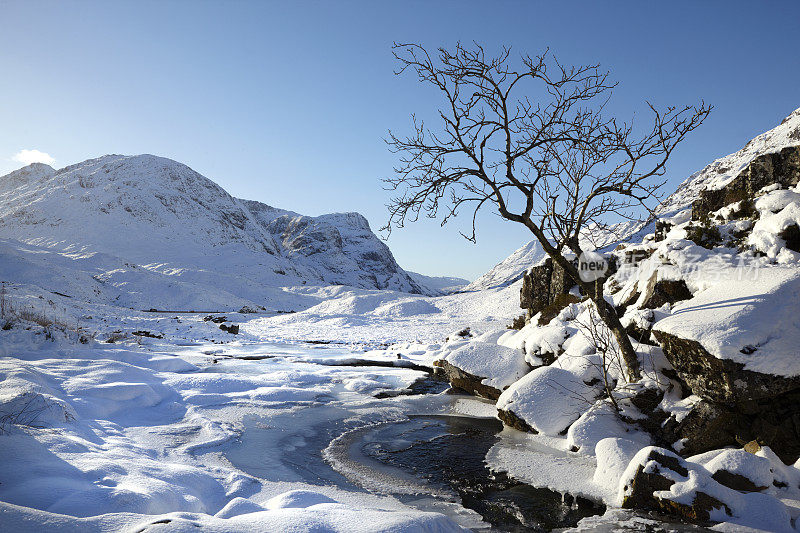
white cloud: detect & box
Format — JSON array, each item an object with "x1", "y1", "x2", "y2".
[{"x1": 12, "y1": 149, "x2": 55, "y2": 166}]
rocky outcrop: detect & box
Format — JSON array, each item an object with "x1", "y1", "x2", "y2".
[
  {"x1": 520, "y1": 259, "x2": 556, "y2": 318},
  {"x1": 692, "y1": 145, "x2": 800, "y2": 221},
  {"x1": 653, "y1": 331, "x2": 800, "y2": 403},
  {"x1": 621, "y1": 449, "x2": 731, "y2": 523},
  {"x1": 653, "y1": 330, "x2": 800, "y2": 462},
  {"x1": 640, "y1": 276, "x2": 693, "y2": 310},
  {"x1": 432, "y1": 359, "x2": 502, "y2": 400}
]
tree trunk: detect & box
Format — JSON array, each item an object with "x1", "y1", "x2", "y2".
[
  {"x1": 592, "y1": 294, "x2": 641, "y2": 382},
  {"x1": 519, "y1": 220, "x2": 641, "y2": 381}
]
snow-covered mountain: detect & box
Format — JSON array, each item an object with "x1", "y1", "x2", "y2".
[
  {"x1": 465, "y1": 240, "x2": 548, "y2": 291},
  {"x1": 406, "y1": 271, "x2": 469, "y2": 295},
  {"x1": 244, "y1": 199, "x2": 427, "y2": 294},
  {"x1": 0, "y1": 154, "x2": 434, "y2": 311}
]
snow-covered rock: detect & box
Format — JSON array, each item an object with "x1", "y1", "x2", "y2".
[
  {"x1": 433, "y1": 339, "x2": 530, "y2": 399},
  {"x1": 496, "y1": 366, "x2": 600, "y2": 435}
]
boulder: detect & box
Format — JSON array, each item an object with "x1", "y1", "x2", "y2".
[
  {"x1": 496, "y1": 366, "x2": 599, "y2": 435},
  {"x1": 219, "y1": 323, "x2": 239, "y2": 334},
  {"x1": 640, "y1": 276, "x2": 692, "y2": 310},
  {"x1": 620, "y1": 448, "x2": 732, "y2": 523},
  {"x1": 433, "y1": 341, "x2": 530, "y2": 401},
  {"x1": 519, "y1": 257, "x2": 578, "y2": 318},
  {"x1": 520, "y1": 261, "x2": 552, "y2": 317},
  {"x1": 652, "y1": 330, "x2": 800, "y2": 404},
  {"x1": 432, "y1": 359, "x2": 503, "y2": 400},
  {"x1": 497, "y1": 407, "x2": 537, "y2": 433}
]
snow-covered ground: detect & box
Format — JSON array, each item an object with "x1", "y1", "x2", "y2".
[
  {"x1": 4, "y1": 108, "x2": 800, "y2": 532},
  {"x1": 0, "y1": 316, "x2": 485, "y2": 531}
]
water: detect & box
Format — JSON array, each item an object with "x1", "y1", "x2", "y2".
[
  {"x1": 326, "y1": 414, "x2": 605, "y2": 532},
  {"x1": 217, "y1": 348, "x2": 608, "y2": 531}
]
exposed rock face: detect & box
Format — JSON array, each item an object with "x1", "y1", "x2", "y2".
[
  {"x1": 653, "y1": 330, "x2": 800, "y2": 462},
  {"x1": 496, "y1": 407, "x2": 536, "y2": 433},
  {"x1": 692, "y1": 145, "x2": 800, "y2": 221},
  {"x1": 520, "y1": 260, "x2": 554, "y2": 318},
  {"x1": 432, "y1": 359, "x2": 502, "y2": 400},
  {"x1": 711, "y1": 469, "x2": 766, "y2": 493},
  {"x1": 652, "y1": 331, "x2": 800, "y2": 403},
  {"x1": 640, "y1": 276, "x2": 693, "y2": 310},
  {"x1": 520, "y1": 258, "x2": 577, "y2": 318}
]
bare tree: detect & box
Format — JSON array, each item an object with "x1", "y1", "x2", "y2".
[{"x1": 383, "y1": 43, "x2": 711, "y2": 381}]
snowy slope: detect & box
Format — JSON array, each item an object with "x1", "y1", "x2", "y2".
[
  {"x1": 465, "y1": 240, "x2": 548, "y2": 291},
  {"x1": 245, "y1": 199, "x2": 429, "y2": 294},
  {"x1": 466, "y1": 221, "x2": 642, "y2": 292},
  {"x1": 657, "y1": 107, "x2": 800, "y2": 216},
  {"x1": 0, "y1": 154, "x2": 432, "y2": 311}
]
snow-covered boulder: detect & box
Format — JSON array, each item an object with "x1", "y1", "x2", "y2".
[
  {"x1": 617, "y1": 446, "x2": 794, "y2": 531},
  {"x1": 496, "y1": 366, "x2": 600, "y2": 435},
  {"x1": 433, "y1": 340, "x2": 529, "y2": 400},
  {"x1": 694, "y1": 449, "x2": 772, "y2": 493},
  {"x1": 567, "y1": 402, "x2": 650, "y2": 454},
  {"x1": 653, "y1": 267, "x2": 800, "y2": 402}
]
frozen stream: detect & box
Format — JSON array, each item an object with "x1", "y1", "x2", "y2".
[{"x1": 198, "y1": 341, "x2": 606, "y2": 531}]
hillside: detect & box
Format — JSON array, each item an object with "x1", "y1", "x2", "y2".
[{"x1": 0, "y1": 154, "x2": 432, "y2": 312}]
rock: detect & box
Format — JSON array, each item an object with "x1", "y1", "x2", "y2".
[
  {"x1": 537, "y1": 293, "x2": 582, "y2": 326},
  {"x1": 743, "y1": 440, "x2": 762, "y2": 454},
  {"x1": 131, "y1": 330, "x2": 163, "y2": 339},
  {"x1": 496, "y1": 407, "x2": 537, "y2": 433},
  {"x1": 204, "y1": 315, "x2": 228, "y2": 323},
  {"x1": 778, "y1": 223, "x2": 800, "y2": 252},
  {"x1": 711, "y1": 470, "x2": 764, "y2": 493},
  {"x1": 703, "y1": 449, "x2": 772, "y2": 493},
  {"x1": 520, "y1": 260, "x2": 553, "y2": 317},
  {"x1": 652, "y1": 330, "x2": 800, "y2": 404},
  {"x1": 219, "y1": 323, "x2": 239, "y2": 334},
  {"x1": 692, "y1": 145, "x2": 800, "y2": 221},
  {"x1": 520, "y1": 257, "x2": 578, "y2": 318},
  {"x1": 654, "y1": 221, "x2": 673, "y2": 242},
  {"x1": 665, "y1": 400, "x2": 740, "y2": 457},
  {"x1": 620, "y1": 448, "x2": 732, "y2": 523},
  {"x1": 661, "y1": 393, "x2": 800, "y2": 464},
  {"x1": 432, "y1": 359, "x2": 502, "y2": 400},
  {"x1": 640, "y1": 275, "x2": 692, "y2": 310}
]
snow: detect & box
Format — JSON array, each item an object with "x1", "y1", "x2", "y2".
[
  {"x1": 656, "y1": 107, "x2": 800, "y2": 217},
  {"x1": 567, "y1": 402, "x2": 650, "y2": 455},
  {"x1": 653, "y1": 266, "x2": 800, "y2": 376},
  {"x1": 2, "y1": 108, "x2": 800, "y2": 532},
  {"x1": 496, "y1": 366, "x2": 600, "y2": 435},
  {"x1": 0, "y1": 154, "x2": 434, "y2": 309},
  {"x1": 443, "y1": 340, "x2": 529, "y2": 389},
  {"x1": 593, "y1": 438, "x2": 648, "y2": 505},
  {"x1": 699, "y1": 449, "x2": 774, "y2": 490},
  {"x1": 406, "y1": 271, "x2": 469, "y2": 295},
  {"x1": 464, "y1": 239, "x2": 548, "y2": 291}
]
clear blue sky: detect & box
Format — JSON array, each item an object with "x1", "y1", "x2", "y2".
[{"x1": 1, "y1": 1, "x2": 799, "y2": 280}]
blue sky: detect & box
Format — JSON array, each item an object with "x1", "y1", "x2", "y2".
[{"x1": 1, "y1": 1, "x2": 799, "y2": 280}]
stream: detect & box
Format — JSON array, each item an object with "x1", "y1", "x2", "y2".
[{"x1": 215, "y1": 345, "x2": 708, "y2": 532}]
